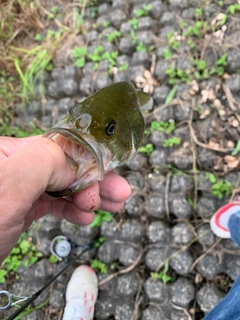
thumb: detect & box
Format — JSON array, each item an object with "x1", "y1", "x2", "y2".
[{"x1": 0, "y1": 138, "x2": 76, "y2": 208}]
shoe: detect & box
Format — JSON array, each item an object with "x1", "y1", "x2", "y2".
[
  {"x1": 62, "y1": 265, "x2": 98, "y2": 320},
  {"x1": 210, "y1": 202, "x2": 240, "y2": 238}
]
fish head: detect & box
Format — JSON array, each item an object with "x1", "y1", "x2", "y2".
[{"x1": 44, "y1": 82, "x2": 152, "y2": 197}]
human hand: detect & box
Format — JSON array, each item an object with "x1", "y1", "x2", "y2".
[{"x1": 0, "y1": 136, "x2": 131, "y2": 263}]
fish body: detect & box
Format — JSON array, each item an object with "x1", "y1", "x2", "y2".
[{"x1": 44, "y1": 81, "x2": 152, "y2": 197}]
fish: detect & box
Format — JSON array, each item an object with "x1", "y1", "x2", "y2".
[{"x1": 44, "y1": 81, "x2": 153, "y2": 197}]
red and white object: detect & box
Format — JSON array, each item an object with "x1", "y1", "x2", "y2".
[
  {"x1": 62, "y1": 265, "x2": 98, "y2": 320},
  {"x1": 210, "y1": 202, "x2": 240, "y2": 238}
]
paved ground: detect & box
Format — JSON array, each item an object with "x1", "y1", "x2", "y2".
[{"x1": 1, "y1": 0, "x2": 240, "y2": 319}]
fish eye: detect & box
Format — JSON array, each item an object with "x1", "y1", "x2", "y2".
[{"x1": 106, "y1": 120, "x2": 116, "y2": 136}]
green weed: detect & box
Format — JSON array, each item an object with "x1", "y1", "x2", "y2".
[
  {"x1": 232, "y1": 141, "x2": 240, "y2": 156},
  {"x1": 151, "y1": 260, "x2": 176, "y2": 286},
  {"x1": 165, "y1": 85, "x2": 178, "y2": 104},
  {"x1": 139, "y1": 143, "x2": 154, "y2": 156},
  {"x1": 135, "y1": 4, "x2": 152, "y2": 17},
  {"x1": 150, "y1": 120, "x2": 175, "y2": 134},
  {"x1": 0, "y1": 233, "x2": 43, "y2": 283},
  {"x1": 91, "y1": 260, "x2": 107, "y2": 274},
  {"x1": 118, "y1": 63, "x2": 129, "y2": 71},
  {"x1": 90, "y1": 210, "x2": 112, "y2": 228},
  {"x1": 229, "y1": 4, "x2": 240, "y2": 14},
  {"x1": 163, "y1": 137, "x2": 181, "y2": 147},
  {"x1": 129, "y1": 18, "x2": 138, "y2": 30},
  {"x1": 136, "y1": 42, "x2": 147, "y2": 52},
  {"x1": 106, "y1": 30, "x2": 121, "y2": 42},
  {"x1": 94, "y1": 237, "x2": 105, "y2": 248},
  {"x1": 206, "y1": 173, "x2": 233, "y2": 199}
]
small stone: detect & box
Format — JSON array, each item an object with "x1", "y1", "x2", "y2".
[
  {"x1": 97, "y1": 241, "x2": 119, "y2": 264},
  {"x1": 169, "y1": 249, "x2": 193, "y2": 276},
  {"x1": 115, "y1": 302, "x2": 135, "y2": 320},
  {"x1": 145, "y1": 247, "x2": 169, "y2": 271},
  {"x1": 120, "y1": 21, "x2": 131, "y2": 34},
  {"x1": 148, "y1": 195, "x2": 166, "y2": 219},
  {"x1": 159, "y1": 25, "x2": 177, "y2": 39},
  {"x1": 58, "y1": 97, "x2": 74, "y2": 115},
  {"x1": 116, "y1": 273, "x2": 139, "y2": 297},
  {"x1": 167, "y1": 147, "x2": 193, "y2": 170},
  {"x1": 118, "y1": 219, "x2": 144, "y2": 241},
  {"x1": 96, "y1": 73, "x2": 112, "y2": 89},
  {"x1": 227, "y1": 49, "x2": 240, "y2": 73},
  {"x1": 171, "y1": 223, "x2": 193, "y2": 245},
  {"x1": 49, "y1": 283, "x2": 65, "y2": 309},
  {"x1": 182, "y1": 8, "x2": 195, "y2": 19},
  {"x1": 142, "y1": 305, "x2": 165, "y2": 320},
  {"x1": 95, "y1": 297, "x2": 115, "y2": 320},
  {"x1": 173, "y1": 104, "x2": 191, "y2": 121},
  {"x1": 131, "y1": 51, "x2": 150, "y2": 68},
  {"x1": 170, "y1": 175, "x2": 193, "y2": 193},
  {"x1": 169, "y1": 195, "x2": 192, "y2": 219},
  {"x1": 79, "y1": 77, "x2": 93, "y2": 95},
  {"x1": 149, "y1": 148, "x2": 169, "y2": 167},
  {"x1": 197, "y1": 224, "x2": 216, "y2": 247},
  {"x1": 197, "y1": 149, "x2": 216, "y2": 170},
  {"x1": 225, "y1": 74, "x2": 240, "y2": 93},
  {"x1": 114, "y1": 71, "x2": 129, "y2": 82},
  {"x1": 176, "y1": 57, "x2": 192, "y2": 70},
  {"x1": 149, "y1": 174, "x2": 166, "y2": 192},
  {"x1": 196, "y1": 254, "x2": 222, "y2": 279},
  {"x1": 82, "y1": 62, "x2": 95, "y2": 75},
  {"x1": 124, "y1": 194, "x2": 144, "y2": 217},
  {"x1": 144, "y1": 277, "x2": 169, "y2": 303},
  {"x1": 137, "y1": 16, "x2": 154, "y2": 31},
  {"x1": 98, "y1": 272, "x2": 117, "y2": 295},
  {"x1": 126, "y1": 153, "x2": 147, "y2": 170},
  {"x1": 196, "y1": 196, "x2": 219, "y2": 219},
  {"x1": 136, "y1": 31, "x2": 154, "y2": 46},
  {"x1": 116, "y1": 54, "x2": 131, "y2": 67},
  {"x1": 197, "y1": 284, "x2": 224, "y2": 314},
  {"x1": 65, "y1": 64, "x2": 81, "y2": 81},
  {"x1": 150, "y1": 130, "x2": 167, "y2": 146},
  {"x1": 119, "y1": 37, "x2": 136, "y2": 54},
  {"x1": 154, "y1": 60, "x2": 169, "y2": 81},
  {"x1": 125, "y1": 171, "x2": 145, "y2": 189},
  {"x1": 225, "y1": 255, "x2": 240, "y2": 280},
  {"x1": 98, "y1": 3, "x2": 111, "y2": 15},
  {"x1": 149, "y1": 1, "x2": 164, "y2": 19},
  {"x1": 160, "y1": 11, "x2": 176, "y2": 26},
  {"x1": 119, "y1": 245, "x2": 140, "y2": 266},
  {"x1": 87, "y1": 30, "x2": 98, "y2": 43},
  {"x1": 51, "y1": 67, "x2": 64, "y2": 80},
  {"x1": 170, "y1": 278, "x2": 195, "y2": 307},
  {"x1": 169, "y1": 0, "x2": 188, "y2": 11},
  {"x1": 98, "y1": 60, "x2": 110, "y2": 71},
  {"x1": 147, "y1": 221, "x2": 170, "y2": 243},
  {"x1": 110, "y1": 9, "x2": 127, "y2": 28},
  {"x1": 153, "y1": 86, "x2": 170, "y2": 105}
]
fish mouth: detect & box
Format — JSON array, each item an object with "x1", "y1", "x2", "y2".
[{"x1": 44, "y1": 127, "x2": 108, "y2": 197}]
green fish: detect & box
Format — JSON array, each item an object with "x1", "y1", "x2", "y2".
[{"x1": 44, "y1": 81, "x2": 153, "y2": 197}]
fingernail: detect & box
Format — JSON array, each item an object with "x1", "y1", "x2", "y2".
[{"x1": 65, "y1": 153, "x2": 78, "y2": 171}]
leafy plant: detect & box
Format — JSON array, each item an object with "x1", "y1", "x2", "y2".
[
  {"x1": 107, "y1": 30, "x2": 121, "y2": 42},
  {"x1": 165, "y1": 85, "x2": 178, "y2": 104},
  {"x1": 151, "y1": 260, "x2": 176, "y2": 286},
  {"x1": 136, "y1": 42, "x2": 147, "y2": 52},
  {"x1": 118, "y1": 63, "x2": 129, "y2": 71},
  {"x1": 163, "y1": 137, "x2": 181, "y2": 147},
  {"x1": 139, "y1": 143, "x2": 154, "y2": 156},
  {"x1": 167, "y1": 32, "x2": 180, "y2": 50},
  {"x1": 135, "y1": 4, "x2": 152, "y2": 17},
  {"x1": 206, "y1": 173, "x2": 233, "y2": 199},
  {"x1": 94, "y1": 237, "x2": 105, "y2": 248},
  {"x1": 129, "y1": 18, "x2": 138, "y2": 30},
  {"x1": 0, "y1": 233, "x2": 43, "y2": 283},
  {"x1": 91, "y1": 260, "x2": 107, "y2": 273},
  {"x1": 72, "y1": 46, "x2": 87, "y2": 68},
  {"x1": 102, "y1": 20, "x2": 110, "y2": 28},
  {"x1": 229, "y1": 4, "x2": 240, "y2": 14},
  {"x1": 90, "y1": 210, "x2": 112, "y2": 228},
  {"x1": 232, "y1": 141, "x2": 240, "y2": 156},
  {"x1": 163, "y1": 48, "x2": 172, "y2": 59},
  {"x1": 150, "y1": 120, "x2": 175, "y2": 134}
]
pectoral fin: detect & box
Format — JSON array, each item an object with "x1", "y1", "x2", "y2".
[{"x1": 137, "y1": 91, "x2": 153, "y2": 111}]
